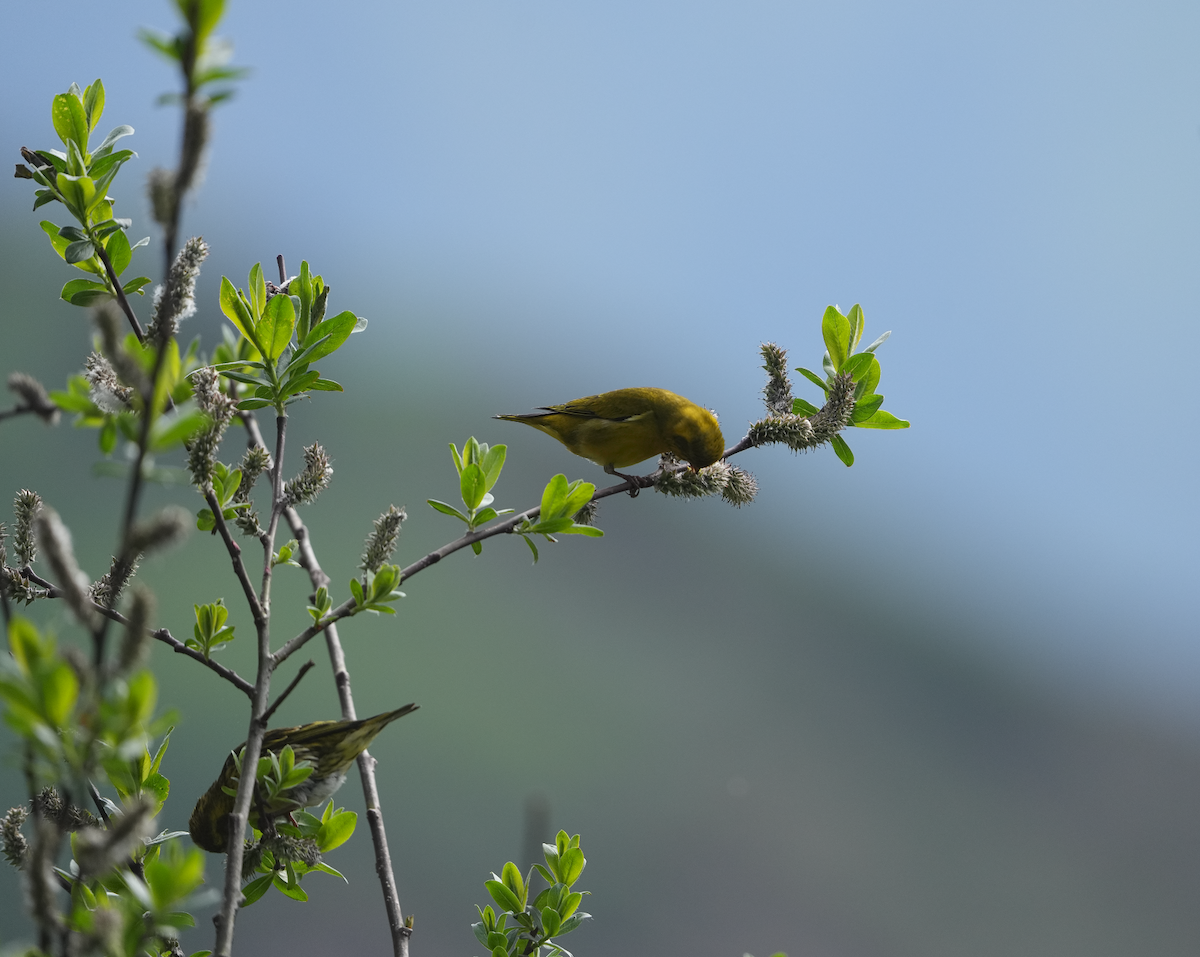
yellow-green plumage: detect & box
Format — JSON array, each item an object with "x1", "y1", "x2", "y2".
[
  {"x1": 495, "y1": 387, "x2": 725, "y2": 472},
  {"x1": 188, "y1": 704, "x2": 417, "y2": 853}
]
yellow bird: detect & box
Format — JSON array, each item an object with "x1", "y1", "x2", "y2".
[
  {"x1": 189, "y1": 705, "x2": 417, "y2": 853},
  {"x1": 495, "y1": 387, "x2": 725, "y2": 482}
]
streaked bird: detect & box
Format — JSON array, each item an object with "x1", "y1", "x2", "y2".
[{"x1": 189, "y1": 704, "x2": 417, "y2": 853}]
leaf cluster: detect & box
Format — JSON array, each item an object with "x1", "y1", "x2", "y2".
[
  {"x1": 14, "y1": 80, "x2": 151, "y2": 308},
  {"x1": 794, "y1": 304, "x2": 910, "y2": 466},
  {"x1": 0, "y1": 619, "x2": 207, "y2": 957},
  {"x1": 474, "y1": 831, "x2": 591, "y2": 957},
  {"x1": 186, "y1": 600, "x2": 235, "y2": 660},
  {"x1": 428, "y1": 437, "x2": 514, "y2": 546},
  {"x1": 240, "y1": 800, "x2": 357, "y2": 906},
  {"x1": 215, "y1": 261, "x2": 362, "y2": 413},
  {"x1": 514, "y1": 475, "x2": 603, "y2": 563}
]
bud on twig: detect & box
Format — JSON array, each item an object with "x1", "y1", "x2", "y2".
[
  {"x1": 34, "y1": 507, "x2": 97, "y2": 629},
  {"x1": 233, "y1": 445, "x2": 272, "y2": 537},
  {"x1": 73, "y1": 795, "x2": 154, "y2": 878},
  {"x1": 118, "y1": 585, "x2": 155, "y2": 674},
  {"x1": 148, "y1": 236, "x2": 208, "y2": 343},
  {"x1": 360, "y1": 505, "x2": 407, "y2": 575},
  {"x1": 760, "y1": 342, "x2": 793, "y2": 416},
  {"x1": 128, "y1": 506, "x2": 190, "y2": 556},
  {"x1": 283, "y1": 444, "x2": 333, "y2": 507},
  {"x1": 6, "y1": 373, "x2": 59, "y2": 424},
  {"x1": 2, "y1": 805, "x2": 28, "y2": 869},
  {"x1": 90, "y1": 553, "x2": 142, "y2": 609},
  {"x1": 13, "y1": 489, "x2": 43, "y2": 566}
]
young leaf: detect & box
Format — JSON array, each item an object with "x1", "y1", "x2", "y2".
[
  {"x1": 854, "y1": 409, "x2": 910, "y2": 429},
  {"x1": 248, "y1": 262, "x2": 266, "y2": 319},
  {"x1": 258, "y1": 292, "x2": 296, "y2": 361},
  {"x1": 821, "y1": 305, "x2": 851, "y2": 372},
  {"x1": 830, "y1": 434, "x2": 855, "y2": 466},
  {"x1": 219, "y1": 277, "x2": 257, "y2": 345}
]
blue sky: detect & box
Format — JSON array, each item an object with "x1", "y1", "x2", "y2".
[{"x1": 3, "y1": 0, "x2": 1198, "y2": 724}]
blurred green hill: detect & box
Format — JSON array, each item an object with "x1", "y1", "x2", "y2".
[{"x1": 1, "y1": 224, "x2": 1198, "y2": 957}]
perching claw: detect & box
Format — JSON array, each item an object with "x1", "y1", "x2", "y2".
[{"x1": 604, "y1": 463, "x2": 643, "y2": 497}]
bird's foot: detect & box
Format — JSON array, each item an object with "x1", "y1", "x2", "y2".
[{"x1": 605, "y1": 466, "x2": 650, "y2": 497}]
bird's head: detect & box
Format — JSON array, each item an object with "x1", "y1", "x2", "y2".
[{"x1": 666, "y1": 404, "x2": 725, "y2": 470}]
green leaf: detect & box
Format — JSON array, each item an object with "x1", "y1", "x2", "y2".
[
  {"x1": 485, "y1": 879, "x2": 523, "y2": 914},
  {"x1": 308, "y1": 378, "x2": 343, "y2": 392},
  {"x1": 52, "y1": 92, "x2": 89, "y2": 150},
  {"x1": 258, "y1": 292, "x2": 295, "y2": 361},
  {"x1": 64, "y1": 239, "x2": 96, "y2": 264},
  {"x1": 792, "y1": 397, "x2": 819, "y2": 416},
  {"x1": 863, "y1": 330, "x2": 891, "y2": 353},
  {"x1": 301, "y1": 310, "x2": 357, "y2": 362},
  {"x1": 830, "y1": 434, "x2": 855, "y2": 466},
  {"x1": 42, "y1": 661, "x2": 79, "y2": 726},
  {"x1": 150, "y1": 409, "x2": 210, "y2": 452},
  {"x1": 294, "y1": 261, "x2": 313, "y2": 341},
  {"x1": 460, "y1": 463, "x2": 487, "y2": 511},
  {"x1": 241, "y1": 875, "x2": 273, "y2": 905},
  {"x1": 851, "y1": 355, "x2": 881, "y2": 399},
  {"x1": 501, "y1": 861, "x2": 525, "y2": 904},
  {"x1": 248, "y1": 263, "x2": 266, "y2": 319},
  {"x1": 821, "y1": 305, "x2": 851, "y2": 372},
  {"x1": 558, "y1": 847, "x2": 585, "y2": 885},
  {"x1": 560, "y1": 524, "x2": 603, "y2": 537},
  {"x1": 57, "y1": 175, "x2": 97, "y2": 217},
  {"x1": 236, "y1": 398, "x2": 272, "y2": 411},
  {"x1": 219, "y1": 276, "x2": 257, "y2": 345},
  {"x1": 427, "y1": 499, "x2": 469, "y2": 523},
  {"x1": 91, "y1": 124, "x2": 134, "y2": 157},
  {"x1": 123, "y1": 276, "x2": 153, "y2": 295},
  {"x1": 60, "y1": 278, "x2": 111, "y2": 307},
  {"x1": 846, "y1": 303, "x2": 865, "y2": 351},
  {"x1": 480, "y1": 444, "x2": 507, "y2": 491},
  {"x1": 840, "y1": 351, "x2": 875, "y2": 384},
  {"x1": 99, "y1": 418, "x2": 117, "y2": 454},
  {"x1": 523, "y1": 536, "x2": 539, "y2": 563},
  {"x1": 83, "y1": 79, "x2": 105, "y2": 132},
  {"x1": 540, "y1": 473, "x2": 569, "y2": 519},
  {"x1": 279, "y1": 370, "x2": 320, "y2": 397},
  {"x1": 795, "y1": 367, "x2": 828, "y2": 393},
  {"x1": 541, "y1": 907, "x2": 562, "y2": 938},
  {"x1": 105, "y1": 228, "x2": 132, "y2": 276},
  {"x1": 855, "y1": 409, "x2": 910, "y2": 430},
  {"x1": 850, "y1": 393, "x2": 884, "y2": 423}
]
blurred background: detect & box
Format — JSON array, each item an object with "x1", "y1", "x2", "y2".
[{"x1": 2, "y1": 1, "x2": 1199, "y2": 954}]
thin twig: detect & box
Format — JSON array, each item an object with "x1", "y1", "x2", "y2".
[
  {"x1": 94, "y1": 242, "x2": 146, "y2": 341},
  {"x1": 216, "y1": 407, "x2": 289, "y2": 956},
  {"x1": 395, "y1": 437, "x2": 749, "y2": 583},
  {"x1": 261, "y1": 659, "x2": 315, "y2": 725},
  {"x1": 277, "y1": 255, "x2": 286, "y2": 284},
  {"x1": 258, "y1": 415, "x2": 287, "y2": 610},
  {"x1": 271, "y1": 596, "x2": 355, "y2": 665},
  {"x1": 20, "y1": 567, "x2": 255, "y2": 696},
  {"x1": 283, "y1": 505, "x2": 412, "y2": 957},
  {"x1": 94, "y1": 341, "x2": 172, "y2": 666},
  {"x1": 0, "y1": 404, "x2": 51, "y2": 424},
  {"x1": 204, "y1": 489, "x2": 267, "y2": 627},
  {"x1": 87, "y1": 782, "x2": 111, "y2": 826}
]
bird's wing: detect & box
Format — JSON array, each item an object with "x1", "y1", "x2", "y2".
[{"x1": 542, "y1": 390, "x2": 658, "y2": 421}]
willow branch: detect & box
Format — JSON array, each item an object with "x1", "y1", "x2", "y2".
[
  {"x1": 94, "y1": 242, "x2": 146, "y2": 342},
  {"x1": 204, "y1": 489, "x2": 266, "y2": 627},
  {"x1": 20, "y1": 568, "x2": 254, "y2": 696},
  {"x1": 397, "y1": 436, "x2": 750, "y2": 583},
  {"x1": 261, "y1": 659, "x2": 315, "y2": 725},
  {"x1": 283, "y1": 504, "x2": 412, "y2": 957},
  {"x1": 271, "y1": 595, "x2": 356, "y2": 665}
]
